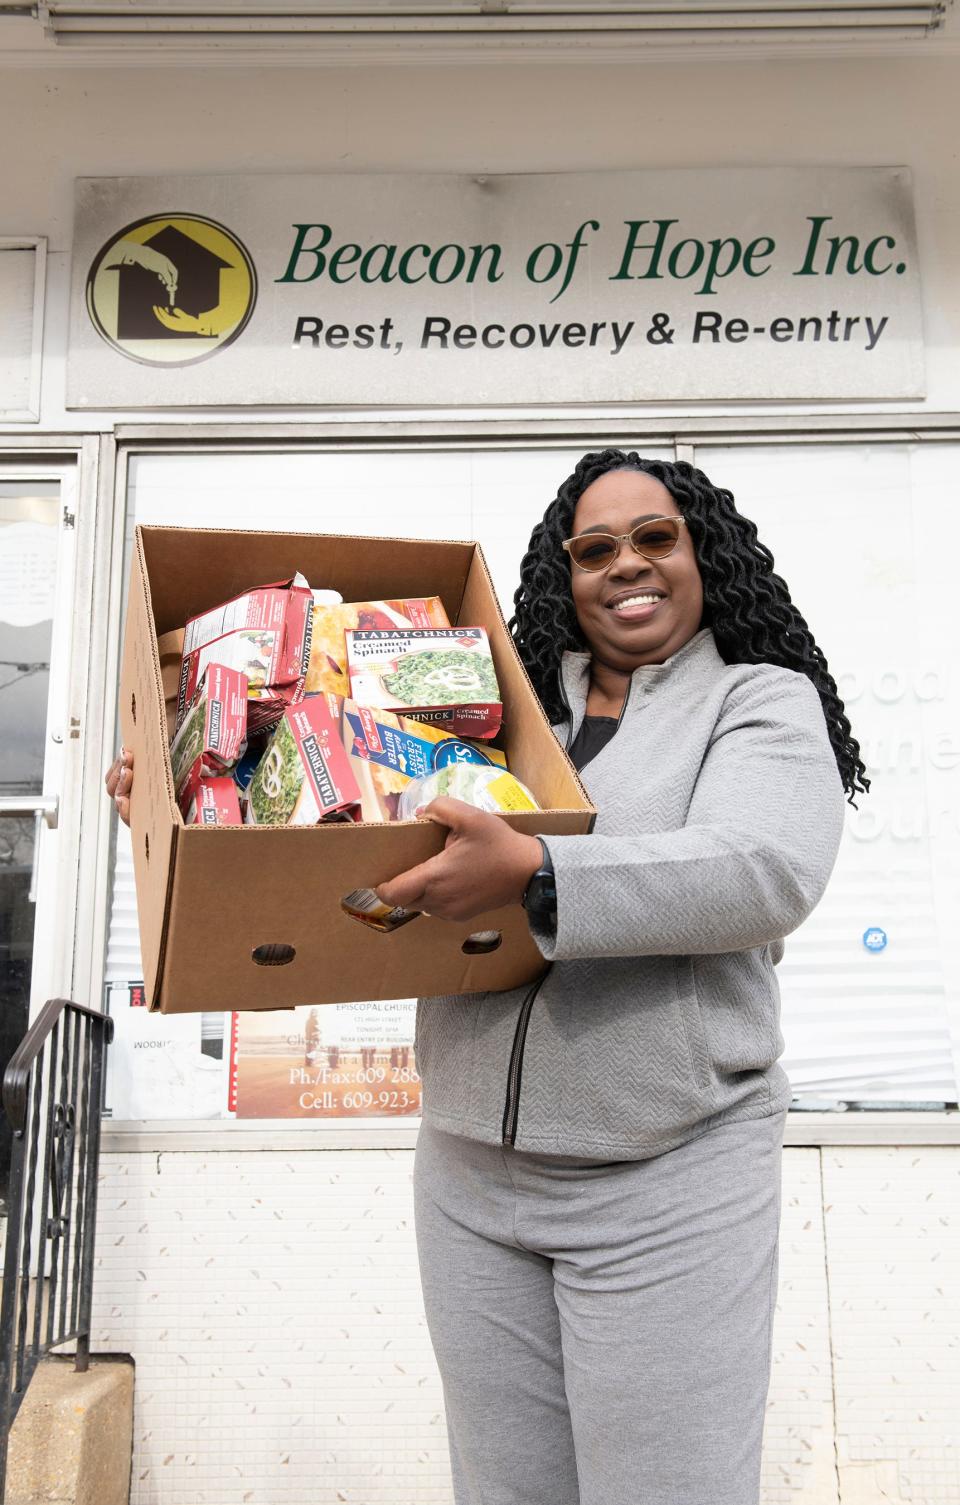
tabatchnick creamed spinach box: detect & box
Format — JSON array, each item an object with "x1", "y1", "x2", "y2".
[
  {"x1": 170, "y1": 662, "x2": 248, "y2": 817},
  {"x1": 185, "y1": 776, "x2": 243, "y2": 826},
  {"x1": 245, "y1": 697, "x2": 362, "y2": 826},
  {"x1": 178, "y1": 574, "x2": 313, "y2": 737},
  {"x1": 344, "y1": 626, "x2": 502, "y2": 739}
]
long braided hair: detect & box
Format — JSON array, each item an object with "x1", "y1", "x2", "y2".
[{"x1": 508, "y1": 449, "x2": 869, "y2": 804}]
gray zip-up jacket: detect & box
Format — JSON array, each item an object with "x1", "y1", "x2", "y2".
[{"x1": 414, "y1": 628, "x2": 846, "y2": 1159}]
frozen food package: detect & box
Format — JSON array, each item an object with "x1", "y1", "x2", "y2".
[
  {"x1": 305, "y1": 596, "x2": 450, "y2": 697},
  {"x1": 184, "y1": 776, "x2": 243, "y2": 826},
  {"x1": 177, "y1": 574, "x2": 313, "y2": 736},
  {"x1": 245, "y1": 697, "x2": 362, "y2": 826},
  {"x1": 398, "y1": 763, "x2": 539, "y2": 819},
  {"x1": 314, "y1": 693, "x2": 507, "y2": 822},
  {"x1": 230, "y1": 733, "x2": 271, "y2": 814},
  {"x1": 345, "y1": 626, "x2": 502, "y2": 739},
  {"x1": 170, "y1": 662, "x2": 248, "y2": 817}
]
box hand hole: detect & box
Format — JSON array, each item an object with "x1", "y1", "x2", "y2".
[
  {"x1": 252, "y1": 943, "x2": 297, "y2": 967},
  {"x1": 462, "y1": 931, "x2": 502, "y2": 956}
]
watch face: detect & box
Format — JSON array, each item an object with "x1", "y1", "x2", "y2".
[{"x1": 524, "y1": 871, "x2": 557, "y2": 915}]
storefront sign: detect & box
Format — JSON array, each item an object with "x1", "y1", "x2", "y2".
[{"x1": 68, "y1": 168, "x2": 924, "y2": 406}]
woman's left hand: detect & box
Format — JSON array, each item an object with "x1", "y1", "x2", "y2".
[{"x1": 376, "y1": 797, "x2": 544, "y2": 922}]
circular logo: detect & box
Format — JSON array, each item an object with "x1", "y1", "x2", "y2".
[
  {"x1": 862, "y1": 926, "x2": 888, "y2": 952},
  {"x1": 433, "y1": 741, "x2": 496, "y2": 770},
  {"x1": 86, "y1": 213, "x2": 257, "y2": 367}
]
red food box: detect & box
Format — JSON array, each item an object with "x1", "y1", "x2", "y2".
[
  {"x1": 177, "y1": 575, "x2": 313, "y2": 736},
  {"x1": 185, "y1": 776, "x2": 243, "y2": 826},
  {"x1": 170, "y1": 662, "x2": 248, "y2": 816},
  {"x1": 245, "y1": 696, "x2": 362, "y2": 826}
]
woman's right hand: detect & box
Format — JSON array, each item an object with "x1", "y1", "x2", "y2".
[{"x1": 104, "y1": 748, "x2": 134, "y2": 826}]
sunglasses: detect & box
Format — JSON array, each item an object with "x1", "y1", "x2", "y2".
[{"x1": 562, "y1": 515, "x2": 687, "y2": 573}]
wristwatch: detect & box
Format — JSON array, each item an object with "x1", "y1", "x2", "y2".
[{"x1": 521, "y1": 838, "x2": 557, "y2": 917}]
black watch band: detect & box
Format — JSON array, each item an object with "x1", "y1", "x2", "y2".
[{"x1": 522, "y1": 838, "x2": 557, "y2": 917}]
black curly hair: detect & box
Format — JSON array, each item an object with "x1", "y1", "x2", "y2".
[{"x1": 508, "y1": 449, "x2": 869, "y2": 804}]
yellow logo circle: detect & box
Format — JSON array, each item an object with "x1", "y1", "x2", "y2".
[{"x1": 86, "y1": 213, "x2": 257, "y2": 366}]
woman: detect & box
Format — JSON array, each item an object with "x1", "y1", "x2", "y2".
[{"x1": 106, "y1": 451, "x2": 867, "y2": 1505}]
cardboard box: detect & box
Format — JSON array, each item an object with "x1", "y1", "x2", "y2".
[{"x1": 120, "y1": 525, "x2": 595, "y2": 1014}]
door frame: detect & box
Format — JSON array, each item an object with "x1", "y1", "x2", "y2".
[{"x1": 0, "y1": 434, "x2": 111, "y2": 1021}]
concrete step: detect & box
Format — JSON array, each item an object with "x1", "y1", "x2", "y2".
[{"x1": 5, "y1": 1356, "x2": 134, "y2": 1505}]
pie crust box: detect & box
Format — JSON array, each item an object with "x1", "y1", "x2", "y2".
[{"x1": 119, "y1": 525, "x2": 596, "y2": 1014}]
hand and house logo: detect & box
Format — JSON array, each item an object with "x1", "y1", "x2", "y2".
[{"x1": 86, "y1": 213, "x2": 257, "y2": 367}]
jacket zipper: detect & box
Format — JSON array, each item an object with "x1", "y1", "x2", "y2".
[
  {"x1": 560, "y1": 660, "x2": 634, "y2": 753},
  {"x1": 501, "y1": 971, "x2": 548, "y2": 1146},
  {"x1": 499, "y1": 665, "x2": 573, "y2": 1147},
  {"x1": 501, "y1": 668, "x2": 637, "y2": 1146}
]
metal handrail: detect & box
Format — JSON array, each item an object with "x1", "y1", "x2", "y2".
[
  {"x1": 0, "y1": 999, "x2": 113, "y2": 1498},
  {"x1": 3, "y1": 998, "x2": 109, "y2": 1133}
]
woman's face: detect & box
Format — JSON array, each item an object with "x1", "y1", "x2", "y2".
[{"x1": 568, "y1": 469, "x2": 705, "y2": 672}]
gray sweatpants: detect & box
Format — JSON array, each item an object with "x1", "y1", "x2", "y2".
[{"x1": 414, "y1": 1111, "x2": 787, "y2": 1505}]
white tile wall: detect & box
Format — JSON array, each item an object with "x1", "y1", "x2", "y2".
[
  {"x1": 93, "y1": 1150, "x2": 448, "y2": 1504},
  {"x1": 90, "y1": 1146, "x2": 959, "y2": 1505},
  {"x1": 763, "y1": 1150, "x2": 839, "y2": 1504},
  {"x1": 824, "y1": 1148, "x2": 960, "y2": 1505}
]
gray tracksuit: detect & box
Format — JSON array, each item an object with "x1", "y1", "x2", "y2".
[{"x1": 414, "y1": 627, "x2": 846, "y2": 1158}]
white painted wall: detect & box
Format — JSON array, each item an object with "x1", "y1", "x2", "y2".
[{"x1": 0, "y1": 56, "x2": 958, "y2": 428}]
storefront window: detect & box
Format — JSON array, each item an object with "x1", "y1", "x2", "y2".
[
  {"x1": 102, "y1": 438, "x2": 959, "y2": 1126},
  {"x1": 694, "y1": 441, "x2": 959, "y2": 1105}
]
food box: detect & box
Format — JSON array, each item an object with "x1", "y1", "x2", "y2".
[
  {"x1": 398, "y1": 764, "x2": 538, "y2": 819},
  {"x1": 306, "y1": 596, "x2": 450, "y2": 697},
  {"x1": 345, "y1": 625, "x2": 501, "y2": 738},
  {"x1": 185, "y1": 777, "x2": 243, "y2": 826},
  {"x1": 324, "y1": 694, "x2": 508, "y2": 823},
  {"x1": 245, "y1": 699, "x2": 362, "y2": 826},
  {"x1": 119, "y1": 524, "x2": 595, "y2": 1014},
  {"x1": 177, "y1": 574, "x2": 313, "y2": 736},
  {"x1": 170, "y1": 662, "x2": 248, "y2": 815}
]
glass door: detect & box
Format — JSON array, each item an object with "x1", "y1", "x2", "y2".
[{"x1": 0, "y1": 472, "x2": 76, "y2": 1205}]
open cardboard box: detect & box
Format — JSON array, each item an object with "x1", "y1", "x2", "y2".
[{"x1": 120, "y1": 525, "x2": 596, "y2": 1014}]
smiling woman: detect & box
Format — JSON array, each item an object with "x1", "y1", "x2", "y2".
[
  {"x1": 565, "y1": 473, "x2": 705, "y2": 707},
  {"x1": 397, "y1": 449, "x2": 869, "y2": 1505},
  {"x1": 102, "y1": 446, "x2": 871, "y2": 1505}
]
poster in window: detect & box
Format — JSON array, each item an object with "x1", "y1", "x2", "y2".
[{"x1": 230, "y1": 1000, "x2": 420, "y2": 1118}]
